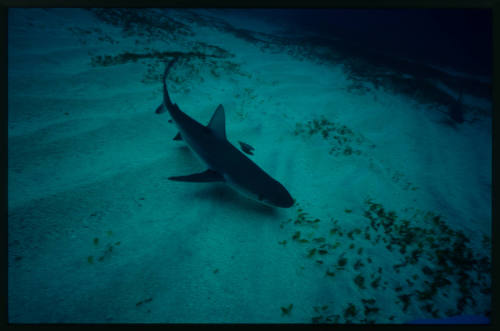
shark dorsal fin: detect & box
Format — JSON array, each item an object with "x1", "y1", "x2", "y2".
[{"x1": 207, "y1": 104, "x2": 226, "y2": 140}]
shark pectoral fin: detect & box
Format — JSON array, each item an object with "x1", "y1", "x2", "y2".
[
  {"x1": 168, "y1": 169, "x2": 225, "y2": 182},
  {"x1": 207, "y1": 104, "x2": 226, "y2": 140},
  {"x1": 238, "y1": 141, "x2": 255, "y2": 155},
  {"x1": 155, "y1": 103, "x2": 166, "y2": 114},
  {"x1": 173, "y1": 132, "x2": 183, "y2": 141}
]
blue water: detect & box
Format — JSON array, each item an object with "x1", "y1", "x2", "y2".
[
  {"x1": 250, "y1": 9, "x2": 492, "y2": 76},
  {"x1": 8, "y1": 8, "x2": 491, "y2": 324}
]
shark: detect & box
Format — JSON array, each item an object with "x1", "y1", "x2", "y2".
[{"x1": 155, "y1": 57, "x2": 294, "y2": 208}]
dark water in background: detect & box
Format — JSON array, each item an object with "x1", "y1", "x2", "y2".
[{"x1": 232, "y1": 9, "x2": 492, "y2": 77}]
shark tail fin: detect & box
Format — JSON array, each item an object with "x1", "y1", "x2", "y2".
[{"x1": 162, "y1": 57, "x2": 180, "y2": 112}]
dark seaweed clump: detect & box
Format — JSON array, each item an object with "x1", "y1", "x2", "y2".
[
  {"x1": 90, "y1": 48, "x2": 246, "y2": 86},
  {"x1": 87, "y1": 8, "x2": 246, "y2": 85},
  {"x1": 280, "y1": 199, "x2": 490, "y2": 323},
  {"x1": 90, "y1": 50, "x2": 226, "y2": 67},
  {"x1": 363, "y1": 199, "x2": 491, "y2": 317},
  {"x1": 89, "y1": 8, "x2": 490, "y2": 121},
  {"x1": 294, "y1": 116, "x2": 370, "y2": 156},
  {"x1": 89, "y1": 8, "x2": 193, "y2": 42}
]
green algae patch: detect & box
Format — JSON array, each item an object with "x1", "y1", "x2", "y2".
[
  {"x1": 344, "y1": 303, "x2": 358, "y2": 319},
  {"x1": 90, "y1": 50, "x2": 224, "y2": 67},
  {"x1": 354, "y1": 274, "x2": 366, "y2": 289},
  {"x1": 281, "y1": 304, "x2": 293, "y2": 316},
  {"x1": 136, "y1": 297, "x2": 153, "y2": 307},
  {"x1": 293, "y1": 116, "x2": 367, "y2": 157},
  {"x1": 337, "y1": 256, "x2": 347, "y2": 267},
  {"x1": 362, "y1": 198, "x2": 491, "y2": 316},
  {"x1": 278, "y1": 199, "x2": 490, "y2": 322},
  {"x1": 89, "y1": 230, "x2": 121, "y2": 263}
]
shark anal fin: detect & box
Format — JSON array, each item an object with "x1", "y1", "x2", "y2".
[
  {"x1": 155, "y1": 103, "x2": 166, "y2": 114},
  {"x1": 168, "y1": 169, "x2": 224, "y2": 182},
  {"x1": 173, "y1": 132, "x2": 183, "y2": 141}
]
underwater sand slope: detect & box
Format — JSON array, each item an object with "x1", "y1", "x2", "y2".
[{"x1": 8, "y1": 8, "x2": 491, "y2": 323}]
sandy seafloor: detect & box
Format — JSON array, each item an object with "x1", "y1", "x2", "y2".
[{"x1": 8, "y1": 8, "x2": 492, "y2": 323}]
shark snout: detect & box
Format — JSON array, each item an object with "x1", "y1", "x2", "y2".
[
  {"x1": 271, "y1": 183, "x2": 294, "y2": 208},
  {"x1": 279, "y1": 190, "x2": 294, "y2": 208}
]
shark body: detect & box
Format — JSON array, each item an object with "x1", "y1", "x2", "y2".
[{"x1": 158, "y1": 58, "x2": 294, "y2": 208}]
